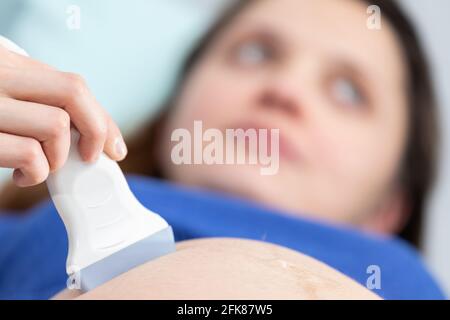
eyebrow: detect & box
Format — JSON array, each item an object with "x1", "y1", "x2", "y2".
[
  {"x1": 329, "y1": 58, "x2": 369, "y2": 82},
  {"x1": 230, "y1": 24, "x2": 284, "y2": 47}
]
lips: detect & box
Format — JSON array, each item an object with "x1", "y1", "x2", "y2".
[{"x1": 230, "y1": 121, "x2": 302, "y2": 162}]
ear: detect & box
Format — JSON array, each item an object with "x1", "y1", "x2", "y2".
[{"x1": 360, "y1": 188, "x2": 410, "y2": 236}]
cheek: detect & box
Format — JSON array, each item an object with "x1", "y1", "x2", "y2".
[
  {"x1": 308, "y1": 115, "x2": 406, "y2": 192},
  {"x1": 172, "y1": 65, "x2": 257, "y2": 130}
]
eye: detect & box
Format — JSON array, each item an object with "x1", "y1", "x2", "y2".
[
  {"x1": 329, "y1": 76, "x2": 366, "y2": 108},
  {"x1": 232, "y1": 40, "x2": 274, "y2": 66}
]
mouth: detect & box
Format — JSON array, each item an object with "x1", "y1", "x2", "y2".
[{"x1": 229, "y1": 121, "x2": 302, "y2": 162}]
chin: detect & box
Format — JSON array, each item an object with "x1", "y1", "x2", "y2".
[{"x1": 186, "y1": 164, "x2": 274, "y2": 201}]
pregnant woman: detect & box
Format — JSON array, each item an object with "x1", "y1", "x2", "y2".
[{"x1": 0, "y1": 0, "x2": 444, "y2": 299}]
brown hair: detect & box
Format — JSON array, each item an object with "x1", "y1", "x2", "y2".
[{"x1": 0, "y1": 0, "x2": 439, "y2": 248}]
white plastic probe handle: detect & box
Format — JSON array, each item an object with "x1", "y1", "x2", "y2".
[{"x1": 47, "y1": 130, "x2": 169, "y2": 275}]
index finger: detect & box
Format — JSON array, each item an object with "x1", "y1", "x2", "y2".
[{"x1": 0, "y1": 68, "x2": 112, "y2": 161}]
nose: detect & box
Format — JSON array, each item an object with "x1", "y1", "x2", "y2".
[
  {"x1": 259, "y1": 87, "x2": 299, "y2": 117},
  {"x1": 257, "y1": 73, "x2": 304, "y2": 119}
]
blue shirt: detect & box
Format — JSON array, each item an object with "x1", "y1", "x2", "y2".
[{"x1": 0, "y1": 175, "x2": 445, "y2": 299}]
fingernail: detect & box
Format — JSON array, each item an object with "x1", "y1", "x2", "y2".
[{"x1": 114, "y1": 136, "x2": 128, "y2": 160}]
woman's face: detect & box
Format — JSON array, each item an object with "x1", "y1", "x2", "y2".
[{"x1": 160, "y1": 0, "x2": 408, "y2": 232}]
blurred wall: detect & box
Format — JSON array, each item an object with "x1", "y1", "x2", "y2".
[{"x1": 399, "y1": 0, "x2": 450, "y2": 296}]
